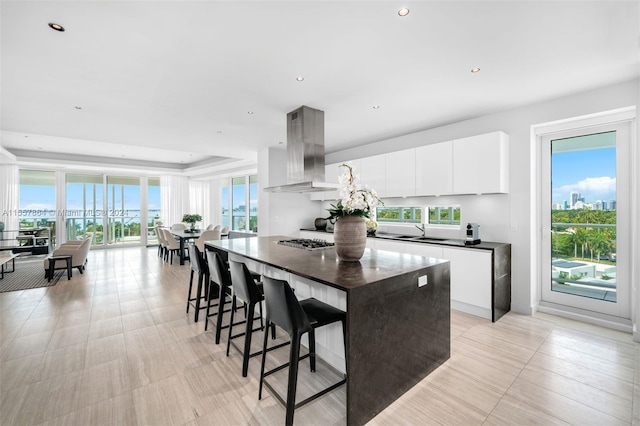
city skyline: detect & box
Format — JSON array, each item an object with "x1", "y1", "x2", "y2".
[{"x1": 551, "y1": 146, "x2": 616, "y2": 207}]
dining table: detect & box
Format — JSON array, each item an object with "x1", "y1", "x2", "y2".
[{"x1": 168, "y1": 229, "x2": 201, "y2": 265}]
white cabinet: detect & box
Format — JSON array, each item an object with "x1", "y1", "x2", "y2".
[
  {"x1": 385, "y1": 148, "x2": 416, "y2": 197},
  {"x1": 415, "y1": 141, "x2": 453, "y2": 196},
  {"x1": 404, "y1": 242, "x2": 443, "y2": 260},
  {"x1": 452, "y1": 131, "x2": 509, "y2": 194},
  {"x1": 359, "y1": 154, "x2": 386, "y2": 197},
  {"x1": 442, "y1": 247, "x2": 492, "y2": 319}
]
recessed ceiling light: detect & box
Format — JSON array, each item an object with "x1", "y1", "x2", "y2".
[
  {"x1": 74, "y1": 106, "x2": 82, "y2": 110},
  {"x1": 372, "y1": 105, "x2": 380, "y2": 110},
  {"x1": 24, "y1": 135, "x2": 28, "y2": 138},
  {"x1": 278, "y1": 141, "x2": 283, "y2": 145},
  {"x1": 248, "y1": 111, "x2": 254, "y2": 115},
  {"x1": 216, "y1": 130, "x2": 223, "y2": 134},
  {"x1": 471, "y1": 67, "x2": 481, "y2": 73},
  {"x1": 296, "y1": 76, "x2": 304, "y2": 82},
  {"x1": 398, "y1": 8, "x2": 410, "y2": 17},
  {"x1": 48, "y1": 23, "x2": 65, "y2": 32},
  {"x1": 38, "y1": 147, "x2": 43, "y2": 150}
]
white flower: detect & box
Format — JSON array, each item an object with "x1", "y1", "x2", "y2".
[{"x1": 327, "y1": 163, "x2": 383, "y2": 219}]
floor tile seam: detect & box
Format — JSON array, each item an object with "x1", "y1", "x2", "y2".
[
  {"x1": 514, "y1": 368, "x2": 634, "y2": 423},
  {"x1": 543, "y1": 331, "x2": 637, "y2": 356},
  {"x1": 1, "y1": 329, "x2": 56, "y2": 363},
  {"x1": 453, "y1": 334, "x2": 537, "y2": 364},
  {"x1": 460, "y1": 323, "x2": 546, "y2": 353},
  {"x1": 537, "y1": 342, "x2": 636, "y2": 371},
  {"x1": 550, "y1": 326, "x2": 636, "y2": 349},
  {"x1": 533, "y1": 349, "x2": 636, "y2": 386},
  {"x1": 483, "y1": 332, "x2": 569, "y2": 426},
  {"x1": 533, "y1": 321, "x2": 637, "y2": 388},
  {"x1": 522, "y1": 358, "x2": 635, "y2": 404},
  {"x1": 552, "y1": 323, "x2": 635, "y2": 347}
]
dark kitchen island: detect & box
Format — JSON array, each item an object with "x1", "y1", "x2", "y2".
[{"x1": 206, "y1": 235, "x2": 451, "y2": 426}]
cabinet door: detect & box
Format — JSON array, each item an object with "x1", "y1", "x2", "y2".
[
  {"x1": 371, "y1": 238, "x2": 405, "y2": 253},
  {"x1": 385, "y1": 148, "x2": 416, "y2": 197},
  {"x1": 415, "y1": 141, "x2": 453, "y2": 196},
  {"x1": 452, "y1": 131, "x2": 509, "y2": 194},
  {"x1": 404, "y1": 242, "x2": 443, "y2": 259},
  {"x1": 443, "y1": 247, "x2": 492, "y2": 312},
  {"x1": 359, "y1": 154, "x2": 386, "y2": 197}
]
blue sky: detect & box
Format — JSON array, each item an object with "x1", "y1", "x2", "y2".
[
  {"x1": 19, "y1": 185, "x2": 161, "y2": 216},
  {"x1": 551, "y1": 147, "x2": 616, "y2": 205}
]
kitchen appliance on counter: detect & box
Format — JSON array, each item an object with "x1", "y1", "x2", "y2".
[
  {"x1": 277, "y1": 238, "x2": 335, "y2": 250},
  {"x1": 465, "y1": 223, "x2": 481, "y2": 245}
]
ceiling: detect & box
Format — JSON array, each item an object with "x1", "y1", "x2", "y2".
[{"x1": 1, "y1": 1, "x2": 638, "y2": 174}]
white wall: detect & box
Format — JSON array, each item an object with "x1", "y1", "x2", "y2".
[
  {"x1": 258, "y1": 147, "x2": 326, "y2": 237},
  {"x1": 326, "y1": 78, "x2": 639, "y2": 317}
]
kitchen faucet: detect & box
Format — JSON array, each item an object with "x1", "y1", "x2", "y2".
[{"x1": 415, "y1": 223, "x2": 426, "y2": 237}]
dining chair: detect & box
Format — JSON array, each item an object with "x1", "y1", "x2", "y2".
[
  {"x1": 161, "y1": 228, "x2": 183, "y2": 264},
  {"x1": 171, "y1": 223, "x2": 187, "y2": 230}
]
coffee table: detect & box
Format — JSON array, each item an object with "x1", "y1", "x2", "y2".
[{"x1": 0, "y1": 253, "x2": 18, "y2": 279}]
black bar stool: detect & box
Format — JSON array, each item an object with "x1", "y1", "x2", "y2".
[
  {"x1": 259, "y1": 276, "x2": 347, "y2": 426},
  {"x1": 186, "y1": 244, "x2": 208, "y2": 322},
  {"x1": 228, "y1": 260, "x2": 284, "y2": 377},
  {"x1": 204, "y1": 250, "x2": 233, "y2": 341}
]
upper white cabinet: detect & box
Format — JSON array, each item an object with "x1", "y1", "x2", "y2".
[
  {"x1": 359, "y1": 154, "x2": 386, "y2": 197},
  {"x1": 310, "y1": 130, "x2": 508, "y2": 200},
  {"x1": 415, "y1": 141, "x2": 453, "y2": 196},
  {"x1": 385, "y1": 148, "x2": 416, "y2": 197},
  {"x1": 452, "y1": 131, "x2": 509, "y2": 194}
]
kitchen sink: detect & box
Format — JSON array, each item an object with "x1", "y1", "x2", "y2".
[
  {"x1": 395, "y1": 235, "x2": 419, "y2": 239},
  {"x1": 412, "y1": 237, "x2": 448, "y2": 241}
]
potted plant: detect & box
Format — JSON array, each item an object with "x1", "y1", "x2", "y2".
[
  {"x1": 327, "y1": 163, "x2": 383, "y2": 261},
  {"x1": 182, "y1": 214, "x2": 202, "y2": 232}
]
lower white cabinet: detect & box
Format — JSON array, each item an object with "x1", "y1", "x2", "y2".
[
  {"x1": 298, "y1": 230, "x2": 503, "y2": 321},
  {"x1": 442, "y1": 247, "x2": 492, "y2": 319}
]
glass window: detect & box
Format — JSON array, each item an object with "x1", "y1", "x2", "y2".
[
  {"x1": 427, "y1": 206, "x2": 461, "y2": 225},
  {"x1": 148, "y1": 177, "x2": 161, "y2": 243},
  {"x1": 66, "y1": 174, "x2": 104, "y2": 243},
  {"x1": 106, "y1": 176, "x2": 140, "y2": 245},
  {"x1": 249, "y1": 175, "x2": 258, "y2": 232},
  {"x1": 232, "y1": 177, "x2": 246, "y2": 231},
  {"x1": 19, "y1": 170, "x2": 56, "y2": 245},
  {"x1": 376, "y1": 207, "x2": 422, "y2": 223},
  {"x1": 221, "y1": 180, "x2": 229, "y2": 228}
]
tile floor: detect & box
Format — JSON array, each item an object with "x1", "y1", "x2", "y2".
[{"x1": 0, "y1": 246, "x2": 638, "y2": 425}]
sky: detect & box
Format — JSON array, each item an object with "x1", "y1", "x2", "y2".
[
  {"x1": 551, "y1": 147, "x2": 616, "y2": 205},
  {"x1": 18, "y1": 185, "x2": 161, "y2": 218}
]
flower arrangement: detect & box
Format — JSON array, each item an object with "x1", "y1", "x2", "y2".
[
  {"x1": 327, "y1": 163, "x2": 383, "y2": 221},
  {"x1": 365, "y1": 219, "x2": 378, "y2": 236},
  {"x1": 182, "y1": 213, "x2": 202, "y2": 228}
]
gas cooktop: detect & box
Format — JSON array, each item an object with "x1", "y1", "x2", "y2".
[{"x1": 277, "y1": 238, "x2": 335, "y2": 251}]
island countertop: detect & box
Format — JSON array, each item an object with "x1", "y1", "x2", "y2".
[
  {"x1": 205, "y1": 234, "x2": 451, "y2": 426},
  {"x1": 205, "y1": 234, "x2": 448, "y2": 292}
]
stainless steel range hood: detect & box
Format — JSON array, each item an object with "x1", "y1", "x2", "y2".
[{"x1": 263, "y1": 106, "x2": 340, "y2": 193}]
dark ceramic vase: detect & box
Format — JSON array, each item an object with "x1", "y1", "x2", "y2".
[{"x1": 314, "y1": 218, "x2": 327, "y2": 231}]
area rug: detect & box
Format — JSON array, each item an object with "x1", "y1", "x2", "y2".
[{"x1": 0, "y1": 256, "x2": 61, "y2": 293}]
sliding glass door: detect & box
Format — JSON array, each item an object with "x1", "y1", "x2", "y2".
[
  {"x1": 66, "y1": 174, "x2": 104, "y2": 243},
  {"x1": 106, "y1": 176, "x2": 141, "y2": 246}
]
